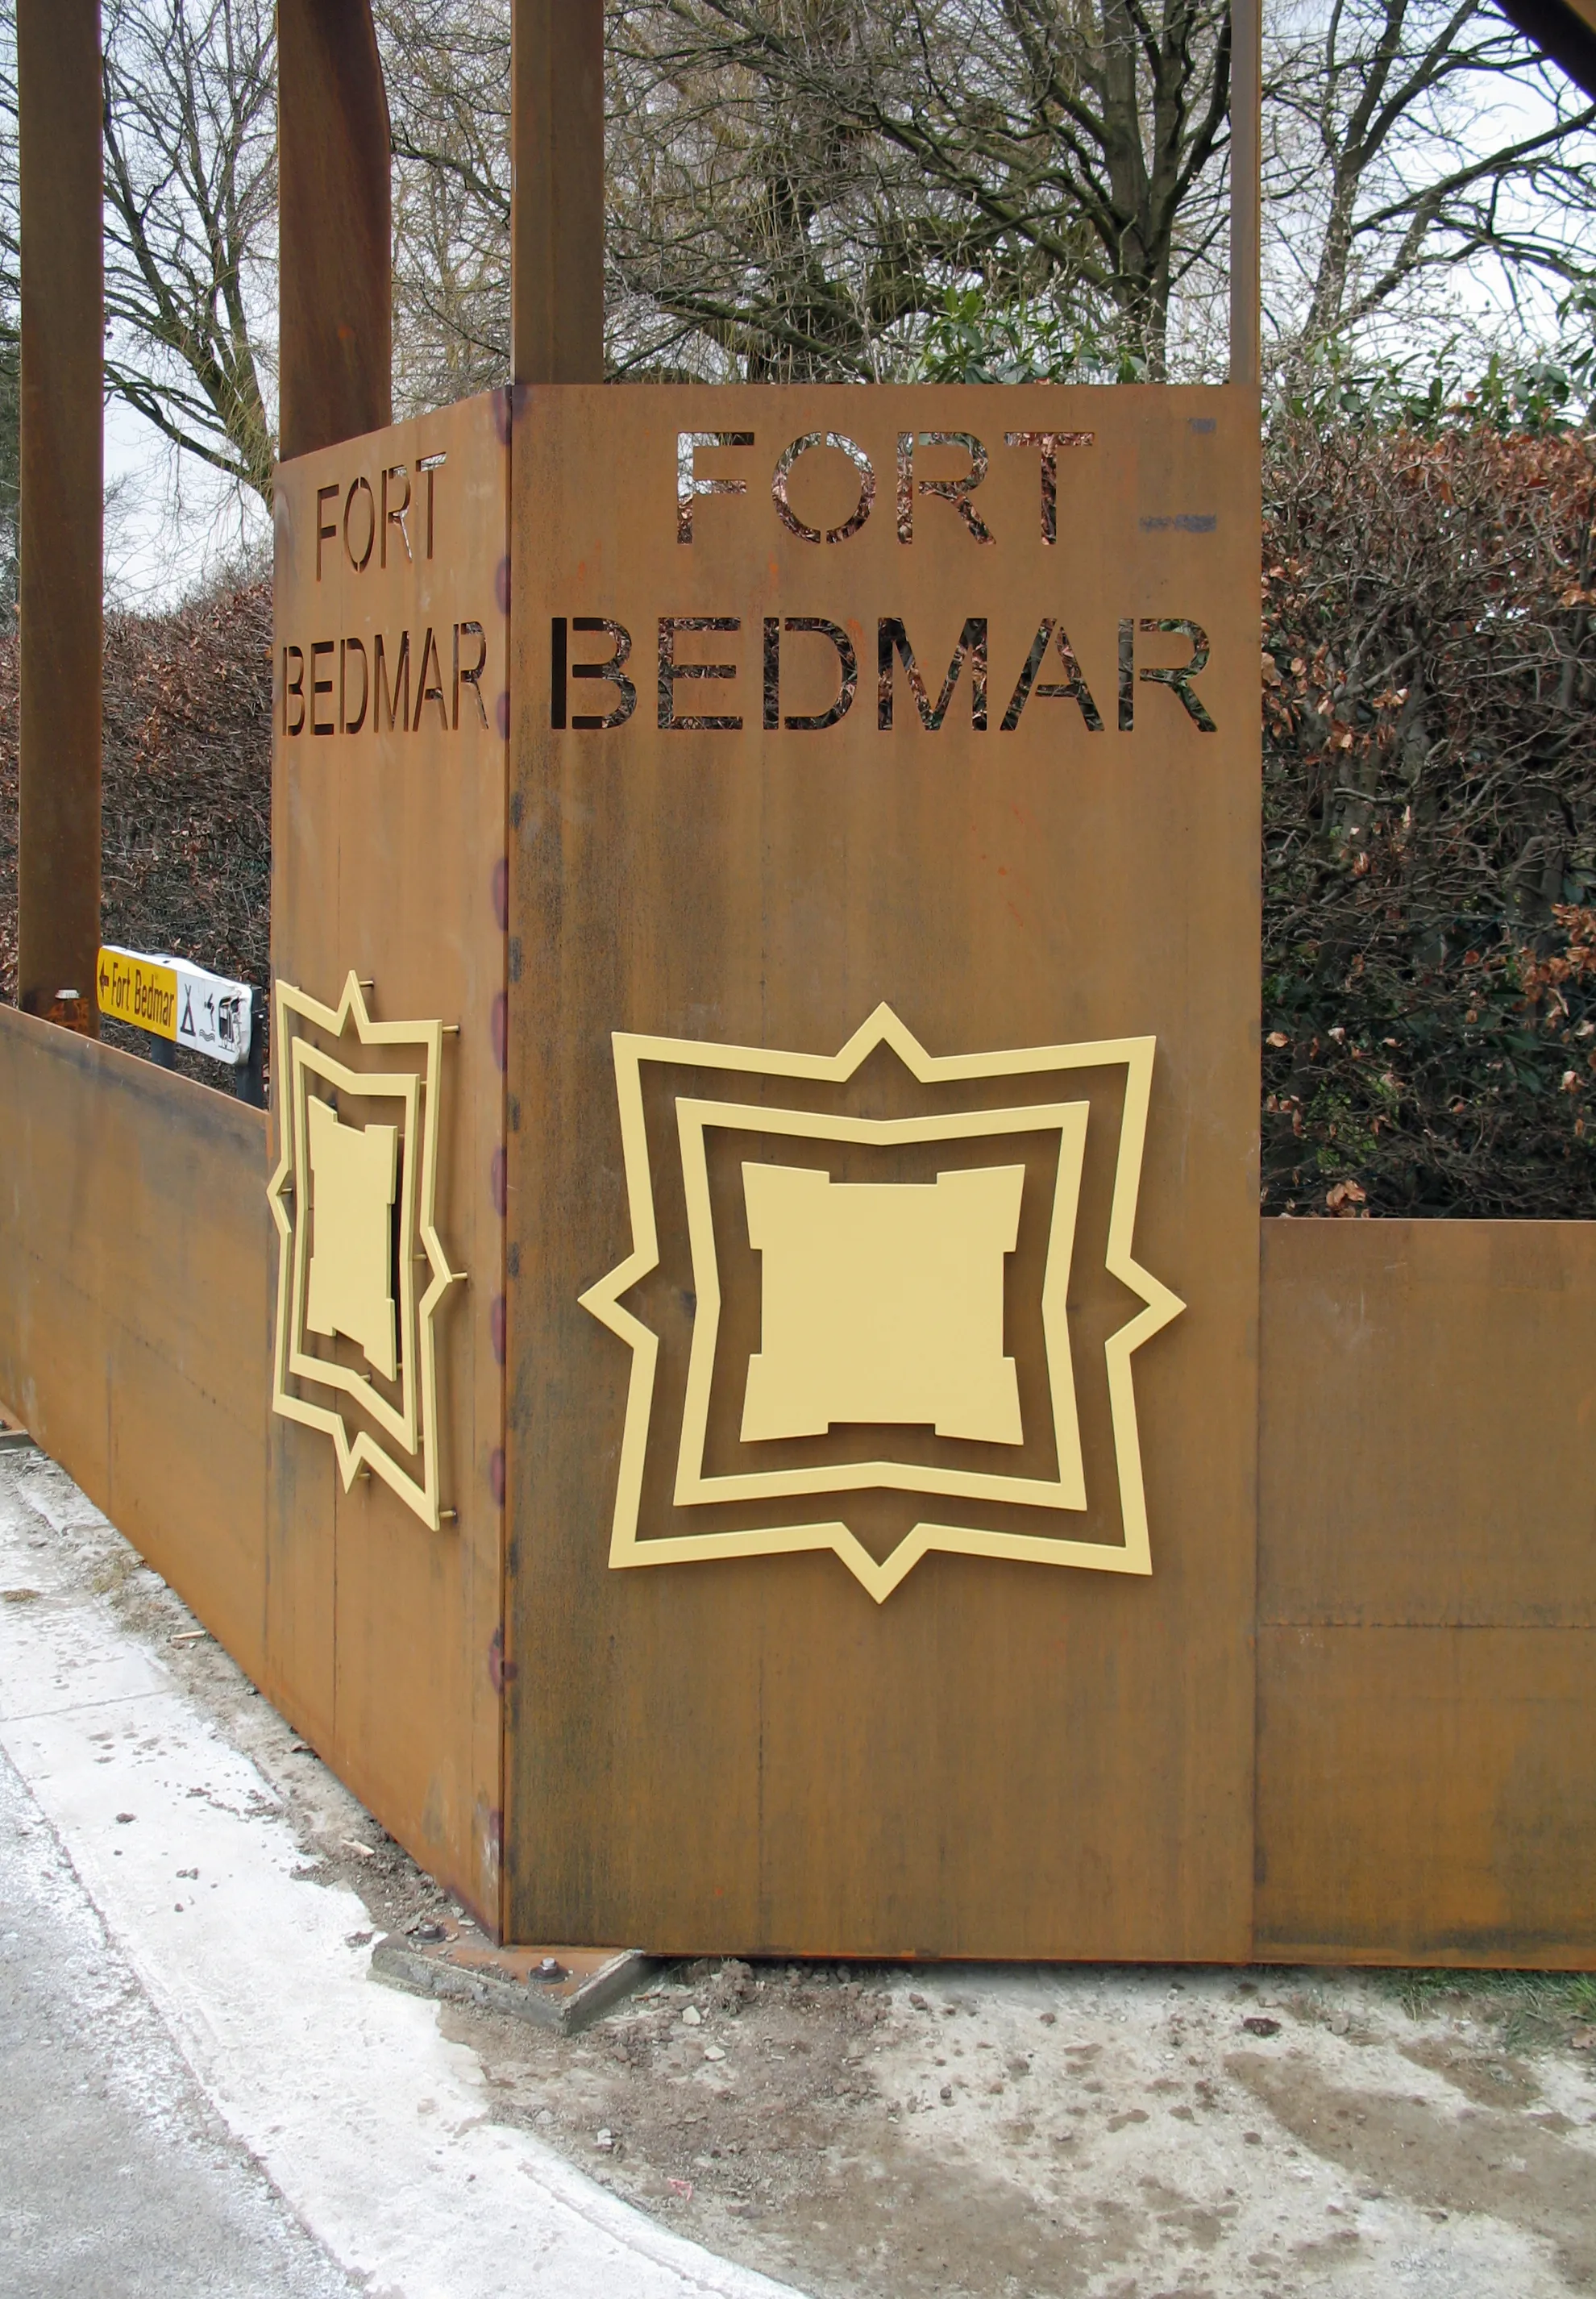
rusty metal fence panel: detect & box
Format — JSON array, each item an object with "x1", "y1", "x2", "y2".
[
  {"x1": 1256, "y1": 1217, "x2": 1596, "y2": 1965},
  {"x1": 0, "y1": 1008, "x2": 274, "y2": 1677}
]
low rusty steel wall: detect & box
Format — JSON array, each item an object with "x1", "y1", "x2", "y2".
[
  {"x1": 1256, "y1": 1216, "x2": 1596, "y2": 1965},
  {"x1": 0, "y1": 1004, "x2": 274, "y2": 1682},
  {"x1": 0, "y1": 1004, "x2": 503, "y2": 1931},
  {"x1": 1, "y1": 1003, "x2": 1590, "y2": 1960}
]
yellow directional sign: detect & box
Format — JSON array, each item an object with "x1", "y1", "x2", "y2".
[
  {"x1": 96, "y1": 945, "x2": 254, "y2": 1066},
  {"x1": 97, "y1": 946, "x2": 178, "y2": 1040}
]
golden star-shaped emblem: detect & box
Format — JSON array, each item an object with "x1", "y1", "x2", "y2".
[
  {"x1": 580, "y1": 1004, "x2": 1184, "y2": 1600},
  {"x1": 268, "y1": 971, "x2": 462, "y2": 1529}
]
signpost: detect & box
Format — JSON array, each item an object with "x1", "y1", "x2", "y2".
[{"x1": 97, "y1": 944, "x2": 259, "y2": 1091}]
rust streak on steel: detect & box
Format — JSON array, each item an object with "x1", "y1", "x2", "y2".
[
  {"x1": 16, "y1": 0, "x2": 102, "y2": 1030},
  {"x1": 511, "y1": 0, "x2": 605, "y2": 385},
  {"x1": 278, "y1": 0, "x2": 392, "y2": 461}
]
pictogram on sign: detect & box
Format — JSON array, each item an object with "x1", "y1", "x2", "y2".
[{"x1": 97, "y1": 946, "x2": 253, "y2": 1068}]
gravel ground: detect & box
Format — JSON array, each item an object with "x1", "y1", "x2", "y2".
[
  {"x1": 6, "y1": 1445, "x2": 1595, "y2": 2299},
  {"x1": 444, "y1": 1956, "x2": 1596, "y2": 2298}
]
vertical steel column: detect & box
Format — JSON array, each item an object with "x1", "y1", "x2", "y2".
[
  {"x1": 16, "y1": 0, "x2": 102, "y2": 1029},
  {"x1": 1228, "y1": 0, "x2": 1262, "y2": 389},
  {"x1": 511, "y1": 0, "x2": 605, "y2": 384},
  {"x1": 278, "y1": 0, "x2": 392, "y2": 461}
]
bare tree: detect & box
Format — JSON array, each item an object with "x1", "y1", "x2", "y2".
[
  {"x1": 376, "y1": 0, "x2": 510, "y2": 412},
  {"x1": 380, "y1": 0, "x2": 1596, "y2": 394},
  {"x1": 606, "y1": 0, "x2": 1238, "y2": 380},
  {"x1": 101, "y1": 0, "x2": 276, "y2": 500},
  {"x1": 1270, "y1": 0, "x2": 1596, "y2": 356},
  {"x1": 0, "y1": 0, "x2": 1588, "y2": 507},
  {"x1": 375, "y1": 0, "x2": 1235, "y2": 385},
  {"x1": 621, "y1": 0, "x2": 1596, "y2": 378}
]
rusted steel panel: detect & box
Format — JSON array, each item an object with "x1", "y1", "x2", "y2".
[
  {"x1": 278, "y1": 0, "x2": 391, "y2": 460},
  {"x1": 272, "y1": 395, "x2": 509, "y2": 1931},
  {"x1": 15, "y1": 0, "x2": 102, "y2": 1025},
  {"x1": 0, "y1": 1008, "x2": 272, "y2": 1676},
  {"x1": 1255, "y1": 1624, "x2": 1596, "y2": 1966},
  {"x1": 1259, "y1": 1219, "x2": 1596, "y2": 1628},
  {"x1": 505, "y1": 385, "x2": 1262, "y2": 1956},
  {"x1": 1255, "y1": 1216, "x2": 1596, "y2": 1964}
]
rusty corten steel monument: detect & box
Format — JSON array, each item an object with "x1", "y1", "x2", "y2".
[{"x1": 2, "y1": 0, "x2": 1594, "y2": 1965}]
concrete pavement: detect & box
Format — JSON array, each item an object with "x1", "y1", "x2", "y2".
[
  {"x1": 1, "y1": 1743, "x2": 355, "y2": 2298},
  {"x1": 0, "y1": 1450, "x2": 801, "y2": 2299}
]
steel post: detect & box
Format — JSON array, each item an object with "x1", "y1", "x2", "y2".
[
  {"x1": 278, "y1": 0, "x2": 392, "y2": 461},
  {"x1": 16, "y1": 0, "x2": 102, "y2": 1030},
  {"x1": 510, "y1": 0, "x2": 605, "y2": 385}
]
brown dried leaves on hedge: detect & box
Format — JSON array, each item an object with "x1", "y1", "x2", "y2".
[
  {"x1": 0, "y1": 580, "x2": 273, "y2": 1008},
  {"x1": 1262, "y1": 421, "x2": 1596, "y2": 1216}
]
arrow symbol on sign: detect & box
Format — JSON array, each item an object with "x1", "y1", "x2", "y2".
[{"x1": 98, "y1": 957, "x2": 110, "y2": 995}]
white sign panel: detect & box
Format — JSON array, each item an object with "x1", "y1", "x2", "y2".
[{"x1": 98, "y1": 945, "x2": 253, "y2": 1069}]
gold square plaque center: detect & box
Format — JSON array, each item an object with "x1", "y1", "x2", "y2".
[{"x1": 741, "y1": 1161, "x2": 1026, "y2": 1445}]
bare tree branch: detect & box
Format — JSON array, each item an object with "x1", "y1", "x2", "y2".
[{"x1": 99, "y1": 0, "x2": 276, "y2": 500}]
